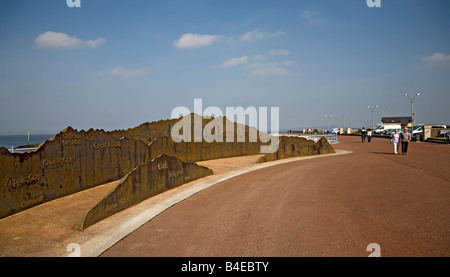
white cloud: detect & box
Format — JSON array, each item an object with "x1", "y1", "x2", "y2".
[
  {"x1": 219, "y1": 51, "x2": 294, "y2": 76},
  {"x1": 301, "y1": 11, "x2": 326, "y2": 26},
  {"x1": 241, "y1": 29, "x2": 286, "y2": 41},
  {"x1": 174, "y1": 33, "x2": 224, "y2": 49},
  {"x1": 85, "y1": 38, "x2": 106, "y2": 48},
  {"x1": 251, "y1": 66, "x2": 289, "y2": 76},
  {"x1": 422, "y1": 52, "x2": 450, "y2": 63},
  {"x1": 247, "y1": 61, "x2": 295, "y2": 76},
  {"x1": 108, "y1": 66, "x2": 148, "y2": 78},
  {"x1": 34, "y1": 31, "x2": 106, "y2": 49},
  {"x1": 252, "y1": 54, "x2": 267, "y2": 61},
  {"x1": 301, "y1": 11, "x2": 315, "y2": 20},
  {"x1": 269, "y1": 49, "x2": 290, "y2": 56},
  {"x1": 220, "y1": 56, "x2": 249, "y2": 68},
  {"x1": 34, "y1": 31, "x2": 82, "y2": 49}
]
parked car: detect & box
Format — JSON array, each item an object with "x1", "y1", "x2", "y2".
[{"x1": 384, "y1": 129, "x2": 401, "y2": 136}]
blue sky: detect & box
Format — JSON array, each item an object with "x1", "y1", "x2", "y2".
[{"x1": 0, "y1": 0, "x2": 449, "y2": 134}]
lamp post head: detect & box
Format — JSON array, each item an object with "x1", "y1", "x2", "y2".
[
  {"x1": 404, "y1": 93, "x2": 408, "y2": 97},
  {"x1": 416, "y1": 93, "x2": 421, "y2": 96}
]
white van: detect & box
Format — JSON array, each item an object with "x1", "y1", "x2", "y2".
[{"x1": 373, "y1": 124, "x2": 401, "y2": 134}]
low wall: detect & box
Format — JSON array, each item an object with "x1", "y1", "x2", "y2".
[
  {"x1": 74, "y1": 154, "x2": 213, "y2": 230},
  {"x1": 148, "y1": 134, "x2": 264, "y2": 163},
  {"x1": 0, "y1": 127, "x2": 150, "y2": 219},
  {"x1": 257, "y1": 137, "x2": 335, "y2": 163}
]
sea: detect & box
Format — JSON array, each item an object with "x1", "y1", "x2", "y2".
[{"x1": 0, "y1": 134, "x2": 55, "y2": 149}]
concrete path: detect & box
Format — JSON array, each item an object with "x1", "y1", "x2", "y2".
[
  {"x1": 102, "y1": 136, "x2": 450, "y2": 257},
  {"x1": 0, "y1": 149, "x2": 348, "y2": 257}
]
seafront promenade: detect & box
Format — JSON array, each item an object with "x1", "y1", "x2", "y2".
[{"x1": 0, "y1": 136, "x2": 448, "y2": 257}]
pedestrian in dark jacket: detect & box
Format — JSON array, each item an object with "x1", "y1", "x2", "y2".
[
  {"x1": 400, "y1": 128, "x2": 412, "y2": 154},
  {"x1": 361, "y1": 127, "x2": 367, "y2": 143}
]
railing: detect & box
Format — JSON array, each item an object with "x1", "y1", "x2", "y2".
[
  {"x1": 8, "y1": 147, "x2": 38, "y2": 154},
  {"x1": 301, "y1": 133, "x2": 339, "y2": 144}
]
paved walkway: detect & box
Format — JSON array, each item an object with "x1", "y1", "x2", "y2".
[
  {"x1": 0, "y1": 149, "x2": 348, "y2": 257},
  {"x1": 102, "y1": 136, "x2": 450, "y2": 257}
]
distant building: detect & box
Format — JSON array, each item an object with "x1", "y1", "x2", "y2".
[{"x1": 381, "y1": 117, "x2": 412, "y2": 126}]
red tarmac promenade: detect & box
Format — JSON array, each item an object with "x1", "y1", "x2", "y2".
[
  {"x1": 103, "y1": 136, "x2": 449, "y2": 257},
  {"x1": 0, "y1": 136, "x2": 449, "y2": 257}
]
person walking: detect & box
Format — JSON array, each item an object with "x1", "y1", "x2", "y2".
[
  {"x1": 367, "y1": 129, "x2": 373, "y2": 143},
  {"x1": 400, "y1": 128, "x2": 412, "y2": 155},
  {"x1": 361, "y1": 127, "x2": 367, "y2": 143},
  {"x1": 390, "y1": 129, "x2": 401, "y2": 155}
]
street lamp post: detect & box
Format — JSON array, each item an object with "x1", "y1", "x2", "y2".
[
  {"x1": 325, "y1": 114, "x2": 332, "y2": 132},
  {"x1": 368, "y1": 105, "x2": 379, "y2": 131},
  {"x1": 404, "y1": 93, "x2": 420, "y2": 132}
]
